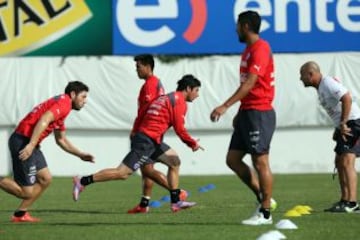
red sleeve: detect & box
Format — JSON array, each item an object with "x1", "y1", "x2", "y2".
[
  {"x1": 48, "y1": 99, "x2": 70, "y2": 131},
  {"x1": 248, "y1": 42, "x2": 270, "y2": 77},
  {"x1": 171, "y1": 97, "x2": 197, "y2": 149},
  {"x1": 132, "y1": 81, "x2": 159, "y2": 133}
]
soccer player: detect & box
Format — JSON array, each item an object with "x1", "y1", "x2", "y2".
[
  {"x1": 127, "y1": 54, "x2": 187, "y2": 214},
  {"x1": 0, "y1": 81, "x2": 94, "y2": 222},
  {"x1": 300, "y1": 61, "x2": 360, "y2": 213},
  {"x1": 210, "y1": 11, "x2": 276, "y2": 225},
  {"x1": 73, "y1": 74, "x2": 203, "y2": 212}
]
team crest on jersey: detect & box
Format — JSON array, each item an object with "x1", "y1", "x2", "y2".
[{"x1": 29, "y1": 175, "x2": 36, "y2": 184}]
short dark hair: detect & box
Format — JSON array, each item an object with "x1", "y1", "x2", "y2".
[
  {"x1": 237, "y1": 10, "x2": 261, "y2": 34},
  {"x1": 176, "y1": 74, "x2": 201, "y2": 91},
  {"x1": 64, "y1": 81, "x2": 89, "y2": 95},
  {"x1": 134, "y1": 54, "x2": 155, "y2": 70}
]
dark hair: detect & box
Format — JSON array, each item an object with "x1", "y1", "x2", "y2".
[
  {"x1": 134, "y1": 54, "x2": 155, "y2": 70},
  {"x1": 237, "y1": 10, "x2": 261, "y2": 34},
  {"x1": 176, "y1": 74, "x2": 201, "y2": 91},
  {"x1": 64, "y1": 81, "x2": 89, "y2": 95}
]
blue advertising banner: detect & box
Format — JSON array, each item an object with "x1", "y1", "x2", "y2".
[{"x1": 113, "y1": 0, "x2": 360, "y2": 55}]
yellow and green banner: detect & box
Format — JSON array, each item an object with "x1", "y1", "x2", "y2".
[{"x1": 0, "y1": 0, "x2": 111, "y2": 56}]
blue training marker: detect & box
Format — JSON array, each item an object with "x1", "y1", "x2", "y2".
[
  {"x1": 205, "y1": 183, "x2": 216, "y2": 190},
  {"x1": 160, "y1": 195, "x2": 170, "y2": 202},
  {"x1": 149, "y1": 200, "x2": 162, "y2": 208},
  {"x1": 198, "y1": 186, "x2": 208, "y2": 193}
]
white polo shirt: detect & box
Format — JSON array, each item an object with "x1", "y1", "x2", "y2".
[{"x1": 318, "y1": 76, "x2": 360, "y2": 127}]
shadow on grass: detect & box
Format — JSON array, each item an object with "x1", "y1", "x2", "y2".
[
  {"x1": 0, "y1": 209, "x2": 119, "y2": 215},
  {"x1": 48, "y1": 222, "x2": 241, "y2": 227}
]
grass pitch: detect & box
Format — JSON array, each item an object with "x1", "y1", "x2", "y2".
[{"x1": 0, "y1": 174, "x2": 359, "y2": 240}]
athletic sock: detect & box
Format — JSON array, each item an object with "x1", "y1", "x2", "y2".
[
  {"x1": 14, "y1": 210, "x2": 26, "y2": 217},
  {"x1": 347, "y1": 201, "x2": 357, "y2": 208},
  {"x1": 140, "y1": 196, "x2": 150, "y2": 208},
  {"x1": 170, "y1": 189, "x2": 180, "y2": 203},
  {"x1": 80, "y1": 175, "x2": 94, "y2": 186},
  {"x1": 260, "y1": 208, "x2": 271, "y2": 219}
]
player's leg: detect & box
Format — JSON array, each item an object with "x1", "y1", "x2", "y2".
[
  {"x1": 226, "y1": 149, "x2": 261, "y2": 200},
  {"x1": 11, "y1": 167, "x2": 51, "y2": 222},
  {"x1": 157, "y1": 147, "x2": 195, "y2": 212},
  {"x1": 340, "y1": 153, "x2": 358, "y2": 212},
  {"x1": 324, "y1": 154, "x2": 348, "y2": 212},
  {"x1": 251, "y1": 153, "x2": 273, "y2": 210},
  {"x1": 8, "y1": 133, "x2": 44, "y2": 222},
  {"x1": 241, "y1": 109, "x2": 275, "y2": 225},
  {"x1": 335, "y1": 154, "x2": 348, "y2": 201},
  {"x1": 0, "y1": 177, "x2": 24, "y2": 197},
  {"x1": 73, "y1": 133, "x2": 153, "y2": 201},
  {"x1": 128, "y1": 164, "x2": 162, "y2": 214},
  {"x1": 227, "y1": 111, "x2": 262, "y2": 202},
  {"x1": 17, "y1": 167, "x2": 52, "y2": 211}
]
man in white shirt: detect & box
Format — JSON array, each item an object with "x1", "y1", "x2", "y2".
[{"x1": 300, "y1": 61, "x2": 360, "y2": 212}]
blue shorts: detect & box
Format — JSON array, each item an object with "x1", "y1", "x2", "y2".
[
  {"x1": 333, "y1": 119, "x2": 360, "y2": 156},
  {"x1": 123, "y1": 133, "x2": 170, "y2": 171},
  {"x1": 229, "y1": 109, "x2": 276, "y2": 154},
  {"x1": 8, "y1": 132, "x2": 47, "y2": 186}
]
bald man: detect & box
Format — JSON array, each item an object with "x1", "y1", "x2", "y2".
[{"x1": 300, "y1": 61, "x2": 360, "y2": 213}]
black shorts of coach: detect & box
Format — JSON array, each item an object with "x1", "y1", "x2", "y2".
[
  {"x1": 333, "y1": 119, "x2": 360, "y2": 156},
  {"x1": 229, "y1": 109, "x2": 276, "y2": 155},
  {"x1": 123, "y1": 132, "x2": 170, "y2": 171}
]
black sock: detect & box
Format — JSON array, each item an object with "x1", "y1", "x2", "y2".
[
  {"x1": 347, "y1": 201, "x2": 357, "y2": 208},
  {"x1": 260, "y1": 208, "x2": 271, "y2": 219},
  {"x1": 170, "y1": 189, "x2": 180, "y2": 203},
  {"x1": 80, "y1": 175, "x2": 94, "y2": 186},
  {"x1": 139, "y1": 196, "x2": 150, "y2": 208},
  {"x1": 14, "y1": 210, "x2": 26, "y2": 217}
]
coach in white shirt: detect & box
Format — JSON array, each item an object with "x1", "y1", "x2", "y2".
[{"x1": 300, "y1": 61, "x2": 360, "y2": 213}]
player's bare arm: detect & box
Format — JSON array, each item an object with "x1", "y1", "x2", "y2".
[
  {"x1": 19, "y1": 110, "x2": 55, "y2": 161},
  {"x1": 54, "y1": 130, "x2": 94, "y2": 163},
  {"x1": 210, "y1": 73, "x2": 258, "y2": 122},
  {"x1": 340, "y1": 92, "x2": 353, "y2": 141}
]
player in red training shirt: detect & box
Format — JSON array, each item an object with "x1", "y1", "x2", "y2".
[
  {"x1": 73, "y1": 74, "x2": 203, "y2": 212},
  {"x1": 127, "y1": 54, "x2": 187, "y2": 214},
  {"x1": 0, "y1": 81, "x2": 94, "y2": 222},
  {"x1": 210, "y1": 11, "x2": 276, "y2": 225}
]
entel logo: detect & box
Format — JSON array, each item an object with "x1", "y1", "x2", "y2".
[
  {"x1": 116, "y1": 0, "x2": 360, "y2": 49},
  {"x1": 116, "y1": 0, "x2": 207, "y2": 47}
]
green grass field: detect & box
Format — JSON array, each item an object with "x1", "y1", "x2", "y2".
[{"x1": 0, "y1": 174, "x2": 359, "y2": 240}]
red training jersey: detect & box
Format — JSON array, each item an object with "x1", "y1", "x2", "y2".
[
  {"x1": 138, "y1": 91, "x2": 197, "y2": 150},
  {"x1": 15, "y1": 94, "x2": 72, "y2": 144},
  {"x1": 239, "y1": 38, "x2": 275, "y2": 110},
  {"x1": 132, "y1": 75, "x2": 165, "y2": 134}
]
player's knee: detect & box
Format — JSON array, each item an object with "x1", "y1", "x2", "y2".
[
  {"x1": 38, "y1": 175, "x2": 52, "y2": 188},
  {"x1": 169, "y1": 156, "x2": 181, "y2": 167},
  {"x1": 226, "y1": 157, "x2": 236, "y2": 169}
]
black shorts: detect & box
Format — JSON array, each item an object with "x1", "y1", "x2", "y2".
[
  {"x1": 123, "y1": 133, "x2": 170, "y2": 171},
  {"x1": 333, "y1": 119, "x2": 360, "y2": 156},
  {"x1": 229, "y1": 109, "x2": 276, "y2": 154},
  {"x1": 8, "y1": 132, "x2": 47, "y2": 186}
]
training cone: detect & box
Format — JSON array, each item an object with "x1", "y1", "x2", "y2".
[
  {"x1": 284, "y1": 209, "x2": 302, "y2": 217},
  {"x1": 276, "y1": 219, "x2": 298, "y2": 230},
  {"x1": 300, "y1": 205, "x2": 313, "y2": 211},
  {"x1": 257, "y1": 230, "x2": 286, "y2": 240},
  {"x1": 293, "y1": 206, "x2": 311, "y2": 215}
]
